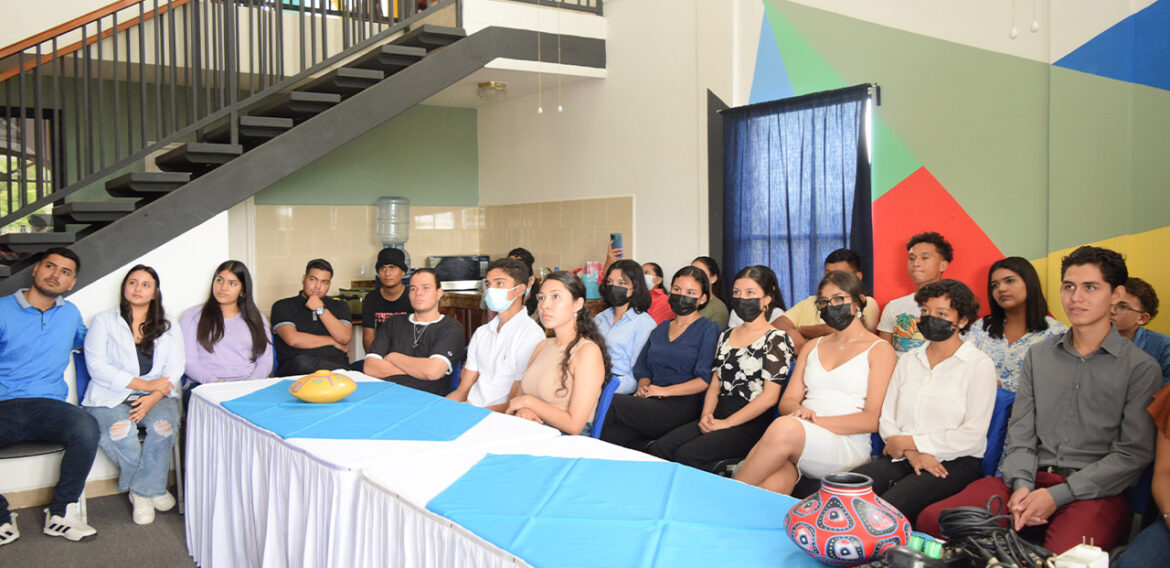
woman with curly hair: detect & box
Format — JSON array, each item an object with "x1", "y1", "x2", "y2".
[{"x1": 505, "y1": 271, "x2": 612, "y2": 436}]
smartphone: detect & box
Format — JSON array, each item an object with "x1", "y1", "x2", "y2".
[{"x1": 610, "y1": 233, "x2": 623, "y2": 257}]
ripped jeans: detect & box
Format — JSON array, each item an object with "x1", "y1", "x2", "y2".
[{"x1": 86, "y1": 396, "x2": 180, "y2": 498}]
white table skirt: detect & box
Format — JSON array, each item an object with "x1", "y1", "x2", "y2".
[
  {"x1": 355, "y1": 436, "x2": 661, "y2": 568},
  {"x1": 184, "y1": 375, "x2": 562, "y2": 568}
]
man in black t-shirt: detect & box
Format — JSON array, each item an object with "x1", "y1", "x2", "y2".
[
  {"x1": 363, "y1": 268, "x2": 465, "y2": 395},
  {"x1": 271, "y1": 259, "x2": 353, "y2": 376},
  {"x1": 361, "y1": 247, "x2": 413, "y2": 351}
]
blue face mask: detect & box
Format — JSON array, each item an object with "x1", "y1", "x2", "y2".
[{"x1": 485, "y1": 285, "x2": 521, "y2": 312}]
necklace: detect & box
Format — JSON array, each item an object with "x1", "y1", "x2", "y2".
[
  {"x1": 412, "y1": 323, "x2": 427, "y2": 348},
  {"x1": 837, "y1": 328, "x2": 866, "y2": 350}
]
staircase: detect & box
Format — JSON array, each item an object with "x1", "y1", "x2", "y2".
[{"x1": 0, "y1": 0, "x2": 605, "y2": 294}]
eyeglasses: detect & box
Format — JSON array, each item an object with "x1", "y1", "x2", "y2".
[
  {"x1": 814, "y1": 295, "x2": 852, "y2": 309},
  {"x1": 1113, "y1": 302, "x2": 1146, "y2": 315}
]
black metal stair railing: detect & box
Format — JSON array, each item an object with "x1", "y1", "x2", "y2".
[{"x1": 0, "y1": 0, "x2": 450, "y2": 232}]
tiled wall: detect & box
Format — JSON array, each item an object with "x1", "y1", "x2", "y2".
[
  {"x1": 253, "y1": 197, "x2": 633, "y2": 315},
  {"x1": 480, "y1": 196, "x2": 633, "y2": 275}
]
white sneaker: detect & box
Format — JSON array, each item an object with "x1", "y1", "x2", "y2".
[
  {"x1": 151, "y1": 491, "x2": 175, "y2": 512},
  {"x1": 129, "y1": 492, "x2": 155, "y2": 525},
  {"x1": 43, "y1": 503, "x2": 96, "y2": 541},
  {"x1": 0, "y1": 512, "x2": 18, "y2": 546}
]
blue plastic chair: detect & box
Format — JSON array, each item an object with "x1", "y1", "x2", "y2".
[
  {"x1": 73, "y1": 351, "x2": 91, "y2": 402},
  {"x1": 981, "y1": 387, "x2": 1016, "y2": 476},
  {"x1": 590, "y1": 376, "x2": 621, "y2": 439},
  {"x1": 448, "y1": 362, "x2": 463, "y2": 394}
]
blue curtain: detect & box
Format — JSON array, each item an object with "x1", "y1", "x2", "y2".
[{"x1": 722, "y1": 85, "x2": 872, "y2": 307}]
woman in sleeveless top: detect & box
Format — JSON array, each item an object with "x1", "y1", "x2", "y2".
[
  {"x1": 506, "y1": 271, "x2": 612, "y2": 436},
  {"x1": 649, "y1": 266, "x2": 795, "y2": 472},
  {"x1": 735, "y1": 271, "x2": 896, "y2": 494},
  {"x1": 851, "y1": 280, "x2": 996, "y2": 521}
]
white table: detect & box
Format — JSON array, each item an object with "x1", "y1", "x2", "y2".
[
  {"x1": 184, "y1": 374, "x2": 560, "y2": 568},
  {"x1": 354, "y1": 436, "x2": 659, "y2": 568}
]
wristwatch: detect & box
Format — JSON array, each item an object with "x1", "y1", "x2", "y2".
[{"x1": 314, "y1": 306, "x2": 325, "y2": 316}]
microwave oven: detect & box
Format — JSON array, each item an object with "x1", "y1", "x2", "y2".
[{"x1": 426, "y1": 255, "x2": 490, "y2": 290}]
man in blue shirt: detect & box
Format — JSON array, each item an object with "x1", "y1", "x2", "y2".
[
  {"x1": 1112, "y1": 277, "x2": 1170, "y2": 385},
  {"x1": 0, "y1": 248, "x2": 99, "y2": 545}
]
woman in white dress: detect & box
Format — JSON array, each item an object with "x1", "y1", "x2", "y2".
[{"x1": 735, "y1": 270, "x2": 896, "y2": 494}]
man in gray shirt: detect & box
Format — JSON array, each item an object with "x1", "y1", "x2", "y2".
[{"x1": 917, "y1": 246, "x2": 1160, "y2": 554}]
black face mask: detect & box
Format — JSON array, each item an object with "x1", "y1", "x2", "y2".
[
  {"x1": 669, "y1": 293, "x2": 699, "y2": 316},
  {"x1": 731, "y1": 297, "x2": 764, "y2": 323},
  {"x1": 918, "y1": 315, "x2": 957, "y2": 342},
  {"x1": 603, "y1": 285, "x2": 630, "y2": 307},
  {"x1": 819, "y1": 304, "x2": 855, "y2": 331}
]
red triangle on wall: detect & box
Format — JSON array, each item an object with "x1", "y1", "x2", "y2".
[{"x1": 872, "y1": 167, "x2": 1004, "y2": 316}]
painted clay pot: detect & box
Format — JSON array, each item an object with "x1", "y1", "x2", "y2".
[
  {"x1": 289, "y1": 370, "x2": 357, "y2": 403},
  {"x1": 783, "y1": 472, "x2": 911, "y2": 566}
]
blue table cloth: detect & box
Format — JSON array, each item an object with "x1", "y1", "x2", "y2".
[
  {"x1": 221, "y1": 379, "x2": 489, "y2": 441},
  {"x1": 426, "y1": 454, "x2": 824, "y2": 568}
]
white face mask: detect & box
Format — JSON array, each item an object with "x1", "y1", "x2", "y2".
[
  {"x1": 643, "y1": 274, "x2": 658, "y2": 290},
  {"x1": 485, "y1": 285, "x2": 521, "y2": 312}
]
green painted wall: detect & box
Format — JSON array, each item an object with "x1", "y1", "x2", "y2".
[{"x1": 253, "y1": 104, "x2": 478, "y2": 206}]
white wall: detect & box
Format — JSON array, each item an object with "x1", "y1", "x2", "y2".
[
  {"x1": 476, "y1": 0, "x2": 755, "y2": 275},
  {"x1": 0, "y1": 213, "x2": 230, "y2": 495},
  {"x1": 3, "y1": 0, "x2": 111, "y2": 48}
]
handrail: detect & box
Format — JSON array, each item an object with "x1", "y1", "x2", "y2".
[
  {"x1": 0, "y1": 0, "x2": 194, "y2": 83},
  {"x1": 0, "y1": 0, "x2": 145, "y2": 60},
  {"x1": 0, "y1": 0, "x2": 456, "y2": 228}
]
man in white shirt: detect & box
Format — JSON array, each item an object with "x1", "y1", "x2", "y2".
[
  {"x1": 878, "y1": 232, "x2": 952, "y2": 356},
  {"x1": 449, "y1": 259, "x2": 545, "y2": 410}
]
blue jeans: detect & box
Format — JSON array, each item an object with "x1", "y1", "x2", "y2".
[
  {"x1": 86, "y1": 396, "x2": 180, "y2": 498},
  {"x1": 0, "y1": 397, "x2": 100, "y2": 519},
  {"x1": 1116, "y1": 521, "x2": 1170, "y2": 568}
]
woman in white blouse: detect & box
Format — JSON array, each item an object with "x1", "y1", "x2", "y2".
[
  {"x1": 83, "y1": 265, "x2": 184, "y2": 526},
  {"x1": 851, "y1": 279, "x2": 996, "y2": 522}
]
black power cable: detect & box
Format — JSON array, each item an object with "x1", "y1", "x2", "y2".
[{"x1": 937, "y1": 495, "x2": 1053, "y2": 568}]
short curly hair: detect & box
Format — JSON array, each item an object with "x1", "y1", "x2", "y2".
[
  {"x1": 914, "y1": 279, "x2": 980, "y2": 333},
  {"x1": 1060, "y1": 246, "x2": 1127, "y2": 289},
  {"x1": 906, "y1": 232, "x2": 954, "y2": 262},
  {"x1": 1125, "y1": 277, "x2": 1159, "y2": 320}
]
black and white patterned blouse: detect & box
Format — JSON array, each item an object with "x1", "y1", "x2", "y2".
[{"x1": 713, "y1": 327, "x2": 795, "y2": 403}]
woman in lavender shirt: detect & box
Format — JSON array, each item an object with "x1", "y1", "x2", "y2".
[{"x1": 180, "y1": 261, "x2": 273, "y2": 398}]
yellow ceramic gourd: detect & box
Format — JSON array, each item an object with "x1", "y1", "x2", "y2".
[{"x1": 289, "y1": 370, "x2": 357, "y2": 403}]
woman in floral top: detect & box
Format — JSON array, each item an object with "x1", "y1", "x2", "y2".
[
  {"x1": 649, "y1": 266, "x2": 795, "y2": 472},
  {"x1": 963, "y1": 257, "x2": 1066, "y2": 392}
]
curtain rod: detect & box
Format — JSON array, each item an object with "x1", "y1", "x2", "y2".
[{"x1": 718, "y1": 83, "x2": 879, "y2": 115}]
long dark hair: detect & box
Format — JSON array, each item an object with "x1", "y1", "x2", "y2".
[
  {"x1": 692, "y1": 256, "x2": 726, "y2": 302},
  {"x1": 197, "y1": 260, "x2": 269, "y2": 362},
  {"x1": 644, "y1": 262, "x2": 665, "y2": 290},
  {"x1": 982, "y1": 257, "x2": 1051, "y2": 339},
  {"x1": 540, "y1": 271, "x2": 613, "y2": 397},
  {"x1": 602, "y1": 259, "x2": 651, "y2": 313},
  {"x1": 119, "y1": 265, "x2": 170, "y2": 357},
  {"x1": 733, "y1": 265, "x2": 787, "y2": 312}
]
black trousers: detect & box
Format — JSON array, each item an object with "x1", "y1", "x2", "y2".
[
  {"x1": 599, "y1": 393, "x2": 704, "y2": 451},
  {"x1": 649, "y1": 404, "x2": 771, "y2": 473},
  {"x1": 850, "y1": 455, "x2": 983, "y2": 521},
  {"x1": 276, "y1": 351, "x2": 350, "y2": 378}
]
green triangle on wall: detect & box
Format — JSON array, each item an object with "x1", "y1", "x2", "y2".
[{"x1": 763, "y1": 1, "x2": 921, "y2": 200}]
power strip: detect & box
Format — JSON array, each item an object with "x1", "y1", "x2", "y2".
[{"x1": 1047, "y1": 543, "x2": 1108, "y2": 568}]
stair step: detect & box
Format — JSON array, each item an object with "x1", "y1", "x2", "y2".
[
  {"x1": 0, "y1": 232, "x2": 76, "y2": 253},
  {"x1": 391, "y1": 25, "x2": 466, "y2": 51},
  {"x1": 253, "y1": 91, "x2": 342, "y2": 121},
  {"x1": 305, "y1": 68, "x2": 385, "y2": 97},
  {"x1": 155, "y1": 142, "x2": 244, "y2": 174},
  {"x1": 204, "y1": 116, "x2": 295, "y2": 145},
  {"x1": 105, "y1": 172, "x2": 192, "y2": 199},
  {"x1": 350, "y1": 44, "x2": 427, "y2": 73},
  {"x1": 53, "y1": 202, "x2": 136, "y2": 224},
  {"x1": 0, "y1": 264, "x2": 9, "y2": 278}
]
